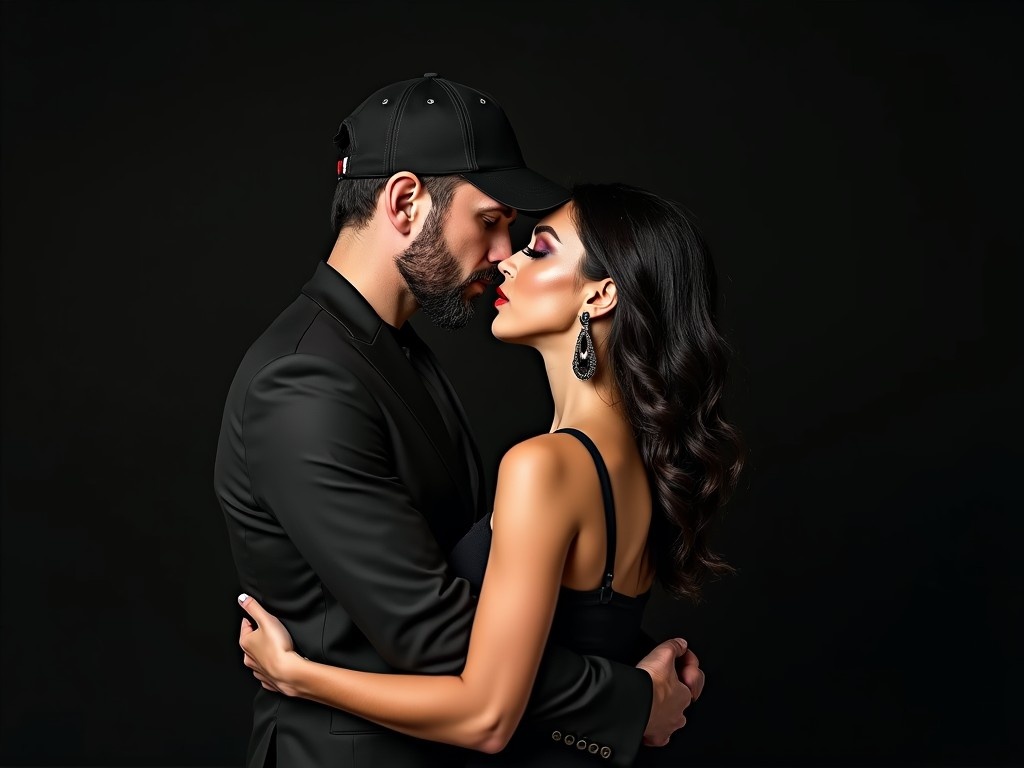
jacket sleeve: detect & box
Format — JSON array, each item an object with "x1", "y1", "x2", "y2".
[
  {"x1": 522, "y1": 646, "x2": 653, "y2": 764},
  {"x1": 243, "y1": 353, "x2": 651, "y2": 764}
]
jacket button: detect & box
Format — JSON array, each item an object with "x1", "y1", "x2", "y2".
[
  {"x1": 600, "y1": 745, "x2": 613, "y2": 758},
  {"x1": 551, "y1": 731, "x2": 562, "y2": 742},
  {"x1": 577, "y1": 739, "x2": 588, "y2": 750},
  {"x1": 564, "y1": 734, "x2": 575, "y2": 746},
  {"x1": 589, "y1": 742, "x2": 599, "y2": 754}
]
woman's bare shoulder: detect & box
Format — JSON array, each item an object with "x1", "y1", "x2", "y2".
[
  {"x1": 497, "y1": 432, "x2": 587, "y2": 486},
  {"x1": 493, "y1": 433, "x2": 589, "y2": 526}
]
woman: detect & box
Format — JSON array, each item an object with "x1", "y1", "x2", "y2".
[{"x1": 237, "y1": 183, "x2": 745, "y2": 764}]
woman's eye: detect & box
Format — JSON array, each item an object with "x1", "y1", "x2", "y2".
[{"x1": 522, "y1": 245, "x2": 549, "y2": 259}]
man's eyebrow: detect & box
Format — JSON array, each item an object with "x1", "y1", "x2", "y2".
[{"x1": 533, "y1": 225, "x2": 561, "y2": 243}]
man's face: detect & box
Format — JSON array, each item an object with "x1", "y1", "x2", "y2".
[{"x1": 396, "y1": 181, "x2": 516, "y2": 330}]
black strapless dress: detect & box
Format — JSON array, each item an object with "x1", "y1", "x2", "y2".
[{"x1": 449, "y1": 428, "x2": 652, "y2": 766}]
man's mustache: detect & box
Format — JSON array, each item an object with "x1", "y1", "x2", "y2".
[{"x1": 464, "y1": 267, "x2": 500, "y2": 287}]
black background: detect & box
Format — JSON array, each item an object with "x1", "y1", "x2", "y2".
[{"x1": 2, "y1": 1, "x2": 1021, "y2": 765}]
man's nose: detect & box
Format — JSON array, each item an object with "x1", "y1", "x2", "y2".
[{"x1": 487, "y1": 235, "x2": 513, "y2": 264}]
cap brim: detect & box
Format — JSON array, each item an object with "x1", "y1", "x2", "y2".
[{"x1": 461, "y1": 167, "x2": 570, "y2": 213}]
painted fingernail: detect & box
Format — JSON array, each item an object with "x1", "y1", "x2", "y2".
[{"x1": 238, "y1": 593, "x2": 249, "y2": 603}]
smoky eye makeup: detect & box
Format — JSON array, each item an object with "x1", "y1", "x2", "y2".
[{"x1": 522, "y1": 236, "x2": 556, "y2": 259}]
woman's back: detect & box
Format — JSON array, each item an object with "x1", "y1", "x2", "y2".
[
  {"x1": 554, "y1": 422, "x2": 654, "y2": 600},
  {"x1": 450, "y1": 424, "x2": 654, "y2": 643},
  {"x1": 452, "y1": 426, "x2": 655, "y2": 765}
]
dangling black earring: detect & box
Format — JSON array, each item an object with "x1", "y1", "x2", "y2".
[{"x1": 573, "y1": 312, "x2": 597, "y2": 381}]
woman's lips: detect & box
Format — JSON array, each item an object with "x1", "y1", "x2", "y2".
[{"x1": 495, "y1": 286, "x2": 509, "y2": 307}]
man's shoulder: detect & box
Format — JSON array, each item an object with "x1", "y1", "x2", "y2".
[
  {"x1": 226, "y1": 294, "x2": 376, "y2": 406},
  {"x1": 244, "y1": 289, "x2": 372, "y2": 367}
]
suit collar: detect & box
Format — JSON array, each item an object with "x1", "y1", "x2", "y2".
[{"x1": 301, "y1": 260, "x2": 384, "y2": 344}]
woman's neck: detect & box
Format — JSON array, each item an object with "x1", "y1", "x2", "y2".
[{"x1": 537, "y1": 341, "x2": 626, "y2": 434}]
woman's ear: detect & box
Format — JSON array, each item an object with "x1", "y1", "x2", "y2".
[
  {"x1": 583, "y1": 278, "x2": 618, "y2": 321},
  {"x1": 383, "y1": 172, "x2": 424, "y2": 235}
]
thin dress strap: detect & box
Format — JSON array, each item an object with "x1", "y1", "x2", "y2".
[{"x1": 554, "y1": 428, "x2": 617, "y2": 604}]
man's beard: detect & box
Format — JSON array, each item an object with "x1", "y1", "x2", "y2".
[{"x1": 395, "y1": 208, "x2": 498, "y2": 330}]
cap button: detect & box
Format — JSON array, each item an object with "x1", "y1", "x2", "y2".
[{"x1": 423, "y1": 72, "x2": 439, "y2": 78}]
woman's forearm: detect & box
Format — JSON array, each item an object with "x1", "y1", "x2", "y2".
[
  {"x1": 261, "y1": 443, "x2": 575, "y2": 753},
  {"x1": 279, "y1": 653, "x2": 514, "y2": 752}
]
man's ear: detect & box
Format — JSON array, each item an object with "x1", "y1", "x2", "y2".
[
  {"x1": 383, "y1": 172, "x2": 426, "y2": 235},
  {"x1": 582, "y1": 278, "x2": 618, "y2": 321}
]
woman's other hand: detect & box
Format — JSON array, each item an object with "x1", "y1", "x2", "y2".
[{"x1": 237, "y1": 593, "x2": 303, "y2": 696}]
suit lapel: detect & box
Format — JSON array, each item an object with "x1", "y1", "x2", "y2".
[
  {"x1": 356, "y1": 331, "x2": 477, "y2": 511},
  {"x1": 301, "y1": 262, "x2": 477, "y2": 521},
  {"x1": 411, "y1": 335, "x2": 487, "y2": 519}
]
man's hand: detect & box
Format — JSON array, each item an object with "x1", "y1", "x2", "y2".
[
  {"x1": 636, "y1": 638, "x2": 700, "y2": 746},
  {"x1": 678, "y1": 644, "x2": 705, "y2": 702}
]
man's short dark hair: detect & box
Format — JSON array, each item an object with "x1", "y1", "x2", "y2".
[{"x1": 330, "y1": 175, "x2": 464, "y2": 236}]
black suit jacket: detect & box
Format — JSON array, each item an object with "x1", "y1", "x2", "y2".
[{"x1": 215, "y1": 262, "x2": 653, "y2": 767}]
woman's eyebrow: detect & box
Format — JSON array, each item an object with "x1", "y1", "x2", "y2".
[{"x1": 533, "y1": 225, "x2": 561, "y2": 243}]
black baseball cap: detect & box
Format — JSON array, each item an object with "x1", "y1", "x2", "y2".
[{"x1": 334, "y1": 73, "x2": 570, "y2": 213}]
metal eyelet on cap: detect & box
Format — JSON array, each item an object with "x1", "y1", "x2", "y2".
[
  {"x1": 426, "y1": 98, "x2": 435, "y2": 104},
  {"x1": 479, "y1": 98, "x2": 486, "y2": 104},
  {"x1": 381, "y1": 98, "x2": 388, "y2": 105}
]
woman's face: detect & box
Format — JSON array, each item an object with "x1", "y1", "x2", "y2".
[{"x1": 491, "y1": 202, "x2": 588, "y2": 346}]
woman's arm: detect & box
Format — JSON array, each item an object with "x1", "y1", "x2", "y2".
[{"x1": 240, "y1": 436, "x2": 579, "y2": 753}]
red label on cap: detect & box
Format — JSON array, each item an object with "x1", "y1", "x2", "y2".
[{"x1": 337, "y1": 160, "x2": 344, "y2": 176}]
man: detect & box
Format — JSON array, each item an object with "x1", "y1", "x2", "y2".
[{"x1": 215, "y1": 73, "x2": 700, "y2": 767}]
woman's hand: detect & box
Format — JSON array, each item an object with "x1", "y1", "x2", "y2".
[{"x1": 237, "y1": 593, "x2": 304, "y2": 697}]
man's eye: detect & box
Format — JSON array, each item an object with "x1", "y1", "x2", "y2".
[{"x1": 482, "y1": 218, "x2": 497, "y2": 228}]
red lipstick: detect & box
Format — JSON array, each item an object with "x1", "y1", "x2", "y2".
[{"x1": 495, "y1": 285, "x2": 509, "y2": 308}]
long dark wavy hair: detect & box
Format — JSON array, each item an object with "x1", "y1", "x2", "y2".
[{"x1": 570, "y1": 183, "x2": 746, "y2": 602}]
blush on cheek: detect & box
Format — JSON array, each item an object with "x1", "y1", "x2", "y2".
[
  {"x1": 522, "y1": 262, "x2": 576, "y2": 292},
  {"x1": 519, "y1": 265, "x2": 578, "y2": 322},
  {"x1": 506, "y1": 271, "x2": 580, "y2": 335}
]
